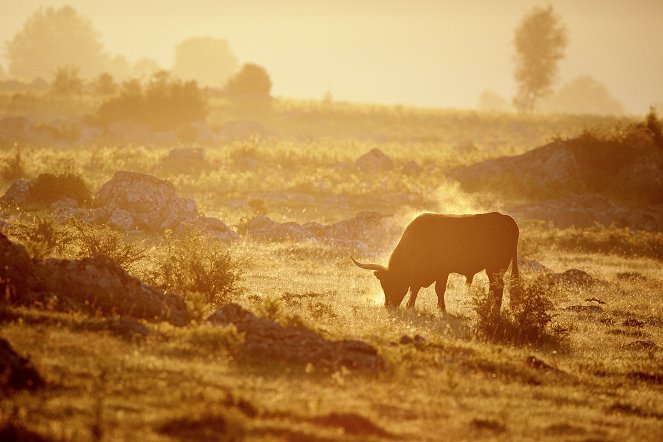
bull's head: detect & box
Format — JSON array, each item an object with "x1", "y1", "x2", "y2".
[{"x1": 350, "y1": 256, "x2": 408, "y2": 307}]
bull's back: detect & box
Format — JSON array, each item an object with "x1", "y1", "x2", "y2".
[{"x1": 393, "y1": 212, "x2": 518, "y2": 277}]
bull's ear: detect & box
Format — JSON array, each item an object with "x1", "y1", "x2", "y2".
[{"x1": 373, "y1": 270, "x2": 385, "y2": 280}]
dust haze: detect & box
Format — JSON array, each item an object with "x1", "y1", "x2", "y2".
[{"x1": 1, "y1": 0, "x2": 662, "y2": 112}]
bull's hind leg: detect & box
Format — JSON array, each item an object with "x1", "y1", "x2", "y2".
[
  {"x1": 406, "y1": 286, "x2": 421, "y2": 309},
  {"x1": 487, "y1": 269, "x2": 506, "y2": 313},
  {"x1": 435, "y1": 274, "x2": 449, "y2": 315}
]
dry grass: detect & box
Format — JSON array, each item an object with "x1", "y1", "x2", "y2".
[
  {"x1": 1, "y1": 242, "x2": 662, "y2": 441},
  {"x1": 0, "y1": 101, "x2": 661, "y2": 441}
]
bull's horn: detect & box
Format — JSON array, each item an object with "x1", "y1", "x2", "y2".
[{"x1": 350, "y1": 255, "x2": 387, "y2": 272}]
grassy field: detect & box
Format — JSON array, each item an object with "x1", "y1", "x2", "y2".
[{"x1": 1, "y1": 98, "x2": 662, "y2": 441}]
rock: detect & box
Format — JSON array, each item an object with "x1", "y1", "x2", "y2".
[
  {"x1": 207, "y1": 303, "x2": 384, "y2": 371},
  {"x1": 517, "y1": 257, "x2": 552, "y2": 273},
  {"x1": 0, "y1": 337, "x2": 45, "y2": 392},
  {"x1": 355, "y1": 148, "x2": 394, "y2": 171},
  {"x1": 319, "y1": 212, "x2": 395, "y2": 247},
  {"x1": 508, "y1": 194, "x2": 663, "y2": 231},
  {"x1": 0, "y1": 233, "x2": 32, "y2": 298},
  {"x1": 0, "y1": 179, "x2": 32, "y2": 205},
  {"x1": 157, "y1": 147, "x2": 212, "y2": 175},
  {"x1": 0, "y1": 232, "x2": 189, "y2": 325},
  {"x1": 107, "y1": 208, "x2": 137, "y2": 230},
  {"x1": 94, "y1": 171, "x2": 198, "y2": 231},
  {"x1": 452, "y1": 141, "x2": 586, "y2": 197},
  {"x1": 29, "y1": 256, "x2": 189, "y2": 325},
  {"x1": 180, "y1": 216, "x2": 240, "y2": 241},
  {"x1": 555, "y1": 268, "x2": 594, "y2": 286},
  {"x1": 0, "y1": 422, "x2": 50, "y2": 442},
  {"x1": 243, "y1": 212, "x2": 396, "y2": 247},
  {"x1": 401, "y1": 160, "x2": 423, "y2": 176}
]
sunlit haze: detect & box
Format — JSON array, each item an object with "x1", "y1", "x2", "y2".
[{"x1": 1, "y1": 0, "x2": 662, "y2": 112}]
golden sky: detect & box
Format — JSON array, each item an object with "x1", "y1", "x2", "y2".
[{"x1": 1, "y1": 0, "x2": 662, "y2": 113}]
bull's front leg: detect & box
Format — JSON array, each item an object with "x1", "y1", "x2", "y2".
[
  {"x1": 435, "y1": 274, "x2": 449, "y2": 315},
  {"x1": 406, "y1": 286, "x2": 421, "y2": 309}
]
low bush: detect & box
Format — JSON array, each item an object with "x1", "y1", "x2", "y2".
[
  {"x1": 472, "y1": 277, "x2": 565, "y2": 346},
  {"x1": 97, "y1": 72, "x2": 207, "y2": 130},
  {"x1": 28, "y1": 172, "x2": 92, "y2": 208},
  {"x1": 145, "y1": 230, "x2": 242, "y2": 306},
  {"x1": 72, "y1": 221, "x2": 147, "y2": 272},
  {"x1": 5, "y1": 214, "x2": 75, "y2": 259}
]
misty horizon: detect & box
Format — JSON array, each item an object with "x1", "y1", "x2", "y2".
[{"x1": 1, "y1": 0, "x2": 662, "y2": 113}]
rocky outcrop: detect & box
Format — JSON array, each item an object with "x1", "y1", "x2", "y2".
[
  {"x1": 452, "y1": 141, "x2": 586, "y2": 198},
  {"x1": 509, "y1": 194, "x2": 663, "y2": 231},
  {"x1": 207, "y1": 303, "x2": 384, "y2": 371},
  {"x1": 244, "y1": 212, "x2": 397, "y2": 249},
  {"x1": 0, "y1": 337, "x2": 45, "y2": 392},
  {"x1": 94, "y1": 171, "x2": 197, "y2": 231},
  {"x1": 453, "y1": 140, "x2": 663, "y2": 205},
  {"x1": 0, "y1": 233, "x2": 189, "y2": 325}
]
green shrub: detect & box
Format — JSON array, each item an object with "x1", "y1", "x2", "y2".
[
  {"x1": 29, "y1": 172, "x2": 92, "y2": 207},
  {"x1": 472, "y1": 278, "x2": 564, "y2": 346},
  {"x1": 146, "y1": 230, "x2": 242, "y2": 306}
]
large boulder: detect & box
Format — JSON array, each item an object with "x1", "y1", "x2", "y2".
[
  {"x1": 0, "y1": 233, "x2": 189, "y2": 325},
  {"x1": 95, "y1": 171, "x2": 198, "y2": 231},
  {"x1": 207, "y1": 303, "x2": 384, "y2": 371},
  {"x1": 509, "y1": 194, "x2": 663, "y2": 231},
  {"x1": 0, "y1": 338, "x2": 45, "y2": 392},
  {"x1": 452, "y1": 141, "x2": 586, "y2": 198}
]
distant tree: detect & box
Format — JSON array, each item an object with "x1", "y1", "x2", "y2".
[
  {"x1": 104, "y1": 55, "x2": 131, "y2": 80},
  {"x1": 98, "y1": 71, "x2": 207, "y2": 130},
  {"x1": 172, "y1": 37, "x2": 239, "y2": 87},
  {"x1": 513, "y1": 5, "x2": 567, "y2": 113},
  {"x1": 223, "y1": 63, "x2": 272, "y2": 102},
  {"x1": 51, "y1": 66, "x2": 84, "y2": 95},
  {"x1": 131, "y1": 58, "x2": 162, "y2": 80},
  {"x1": 93, "y1": 72, "x2": 118, "y2": 96},
  {"x1": 6, "y1": 6, "x2": 109, "y2": 80},
  {"x1": 539, "y1": 76, "x2": 624, "y2": 115}
]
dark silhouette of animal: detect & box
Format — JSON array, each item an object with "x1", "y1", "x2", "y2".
[{"x1": 351, "y1": 212, "x2": 519, "y2": 314}]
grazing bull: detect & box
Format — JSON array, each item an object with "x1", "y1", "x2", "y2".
[{"x1": 351, "y1": 212, "x2": 519, "y2": 315}]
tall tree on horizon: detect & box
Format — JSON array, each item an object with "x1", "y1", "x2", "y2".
[
  {"x1": 513, "y1": 5, "x2": 567, "y2": 113},
  {"x1": 6, "y1": 6, "x2": 109, "y2": 80}
]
